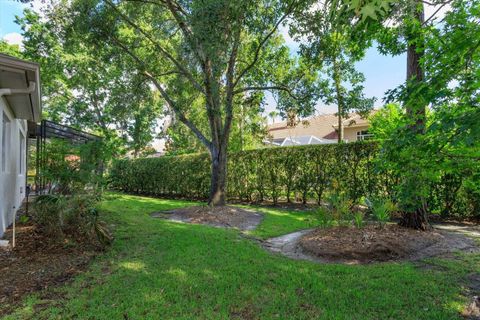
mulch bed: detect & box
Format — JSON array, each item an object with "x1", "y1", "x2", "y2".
[
  {"x1": 0, "y1": 222, "x2": 97, "y2": 316},
  {"x1": 299, "y1": 224, "x2": 478, "y2": 264},
  {"x1": 151, "y1": 206, "x2": 263, "y2": 231}
]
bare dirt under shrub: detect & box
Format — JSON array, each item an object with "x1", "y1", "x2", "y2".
[
  {"x1": 298, "y1": 224, "x2": 478, "y2": 264},
  {"x1": 0, "y1": 222, "x2": 97, "y2": 316},
  {"x1": 151, "y1": 206, "x2": 263, "y2": 231}
]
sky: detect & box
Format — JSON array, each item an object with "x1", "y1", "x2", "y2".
[{"x1": 0, "y1": 0, "x2": 447, "y2": 121}]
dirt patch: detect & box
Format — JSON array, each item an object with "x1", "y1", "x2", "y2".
[
  {"x1": 264, "y1": 224, "x2": 479, "y2": 264},
  {"x1": 463, "y1": 296, "x2": 480, "y2": 319},
  {"x1": 299, "y1": 224, "x2": 478, "y2": 264},
  {"x1": 0, "y1": 222, "x2": 97, "y2": 316},
  {"x1": 151, "y1": 206, "x2": 263, "y2": 231}
]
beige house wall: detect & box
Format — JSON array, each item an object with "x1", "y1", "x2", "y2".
[{"x1": 343, "y1": 125, "x2": 370, "y2": 142}]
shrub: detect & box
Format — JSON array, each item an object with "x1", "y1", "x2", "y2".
[
  {"x1": 325, "y1": 192, "x2": 353, "y2": 226},
  {"x1": 32, "y1": 193, "x2": 112, "y2": 246},
  {"x1": 353, "y1": 211, "x2": 365, "y2": 229},
  {"x1": 109, "y1": 141, "x2": 478, "y2": 219},
  {"x1": 39, "y1": 139, "x2": 106, "y2": 195},
  {"x1": 32, "y1": 194, "x2": 66, "y2": 238},
  {"x1": 366, "y1": 197, "x2": 396, "y2": 228},
  {"x1": 110, "y1": 142, "x2": 380, "y2": 203},
  {"x1": 316, "y1": 207, "x2": 335, "y2": 229}
]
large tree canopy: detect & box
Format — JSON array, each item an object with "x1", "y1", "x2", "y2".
[
  {"x1": 14, "y1": 8, "x2": 162, "y2": 157},
  {"x1": 63, "y1": 0, "x2": 319, "y2": 205}
]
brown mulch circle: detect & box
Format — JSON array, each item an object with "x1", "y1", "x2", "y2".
[
  {"x1": 0, "y1": 222, "x2": 97, "y2": 316},
  {"x1": 151, "y1": 206, "x2": 263, "y2": 231},
  {"x1": 299, "y1": 224, "x2": 479, "y2": 264}
]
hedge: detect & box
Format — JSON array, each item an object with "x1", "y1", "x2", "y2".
[{"x1": 109, "y1": 141, "x2": 479, "y2": 217}]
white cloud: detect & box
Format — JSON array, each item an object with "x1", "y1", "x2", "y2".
[{"x1": 3, "y1": 32, "x2": 24, "y2": 47}]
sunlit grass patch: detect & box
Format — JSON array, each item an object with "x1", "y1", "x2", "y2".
[{"x1": 5, "y1": 192, "x2": 477, "y2": 320}]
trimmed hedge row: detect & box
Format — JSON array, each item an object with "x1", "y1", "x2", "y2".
[
  {"x1": 110, "y1": 142, "x2": 384, "y2": 203},
  {"x1": 109, "y1": 141, "x2": 478, "y2": 217}
]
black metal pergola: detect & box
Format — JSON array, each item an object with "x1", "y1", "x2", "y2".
[{"x1": 33, "y1": 120, "x2": 102, "y2": 194}]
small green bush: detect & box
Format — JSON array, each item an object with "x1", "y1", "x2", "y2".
[
  {"x1": 32, "y1": 194, "x2": 66, "y2": 238},
  {"x1": 316, "y1": 207, "x2": 335, "y2": 229},
  {"x1": 366, "y1": 197, "x2": 396, "y2": 228},
  {"x1": 353, "y1": 211, "x2": 365, "y2": 229},
  {"x1": 32, "y1": 193, "x2": 112, "y2": 246}
]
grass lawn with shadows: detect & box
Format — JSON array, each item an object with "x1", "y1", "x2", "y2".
[{"x1": 4, "y1": 193, "x2": 479, "y2": 319}]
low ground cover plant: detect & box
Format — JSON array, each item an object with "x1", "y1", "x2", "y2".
[
  {"x1": 32, "y1": 139, "x2": 112, "y2": 247},
  {"x1": 315, "y1": 192, "x2": 397, "y2": 229},
  {"x1": 33, "y1": 193, "x2": 112, "y2": 247},
  {"x1": 365, "y1": 197, "x2": 396, "y2": 228}
]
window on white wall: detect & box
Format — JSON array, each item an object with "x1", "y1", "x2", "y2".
[
  {"x1": 2, "y1": 112, "x2": 11, "y2": 173},
  {"x1": 19, "y1": 130, "x2": 25, "y2": 174},
  {"x1": 356, "y1": 130, "x2": 373, "y2": 141}
]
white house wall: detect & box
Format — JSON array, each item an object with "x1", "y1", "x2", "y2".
[{"x1": 0, "y1": 96, "x2": 27, "y2": 238}]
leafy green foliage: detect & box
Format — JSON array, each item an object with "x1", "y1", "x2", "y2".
[
  {"x1": 32, "y1": 194, "x2": 112, "y2": 246},
  {"x1": 40, "y1": 139, "x2": 106, "y2": 194},
  {"x1": 316, "y1": 207, "x2": 335, "y2": 229},
  {"x1": 110, "y1": 142, "x2": 380, "y2": 204},
  {"x1": 365, "y1": 197, "x2": 396, "y2": 227},
  {"x1": 325, "y1": 192, "x2": 353, "y2": 226},
  {"x1": 290, "y1": 0, "x2": 376, "y2": 141},
  {"x1": 32, "y1": 194, "x2": 67, "y2": 238},
  {"x1": 111, "y1": 138, "x2": 478, "y2": 218},
  {"x1": 353, "y1": 211, "x2": 366, "y2": 228},
  {"x1": 0, "y1": 40, "x2": 22, "y2": 57},
  {"x1": 16, "y1": 8, "x2": 162, "y2": 157},
  {"x1": 163, "y1": 91, "x2": 268, "y2": 155}
]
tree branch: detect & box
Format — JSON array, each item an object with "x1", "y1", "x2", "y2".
[
  {"x1": 108, "y1": 33, "x2": 212, "y2": 149},
  {"x1": 233, "y1": 1, "x2": 297, "y2": 87},
  {"x1": 164, "y1": 0, "x2": 206, "y2": 64},
  {"x1": 222, "y1": 25, "x2": 242, "y2": 143},
  {"x1": 233, "y1": 85, "x2": 298, "y2": 100},
  {"x1": 104, "y1": 0, "x2": 206, "y2": 95}
]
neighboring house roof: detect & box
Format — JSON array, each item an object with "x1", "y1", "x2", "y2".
[
  {"x1": 0, "y1": 53, "x2": 41, "y2": 122},
  {"x1": 267, "y1": 112, "x2": 372, "y2": 141},
  {"x1": 332, "y1": 113, "x2": 370, "y2": 129},
  {"x1": 268, "y1": 113, "x2": 340, "y2": 140},
  {"x1": 265, "y1": 135, "x2": 337, "y2": 147}
]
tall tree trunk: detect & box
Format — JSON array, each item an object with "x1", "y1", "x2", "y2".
[
  {"x1": 337, "y1": 110, "x2": 343, "y2": 143},
  {"x1": 333, "y1": 59, "x2": 344, "y2": 143},
  {"x1": 399, "y1": 0, "x2": 429, "y2": 230},
  {"x1": 208, "y1": 143, "x2": 227, "y2": 206}
]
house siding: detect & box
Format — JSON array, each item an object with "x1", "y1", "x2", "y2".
[
  {"x1": 343, "y1": 125, "x2": 370, "y2": 142},
  {"x1": 0, "y1": 97, "x2": 27, "y2": 238}
]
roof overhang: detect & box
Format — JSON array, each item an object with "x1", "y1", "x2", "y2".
[{"x1": 0, "y1": 53, "x2": 41, "y2": 122}]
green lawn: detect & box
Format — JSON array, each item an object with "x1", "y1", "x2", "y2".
[{"x1": 5, "y1": 193, "x2": 479, "y2": 319}]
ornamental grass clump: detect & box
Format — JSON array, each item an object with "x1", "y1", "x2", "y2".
[
  {"x1": 316, "y1": 207, "x2": 335, "y2": 229},
  {"x1": 365, "y1": 197, "x2": 396, "y2": 228},
  {"x1": 32, "y1": 194, "x2": 113, "y2": 247},
  {"x1": 353, "y1": 211, "x2": 365, "y2": 229},
  {"x1": 326, "y1": 192, "x2": 353, "y2": 227}
]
